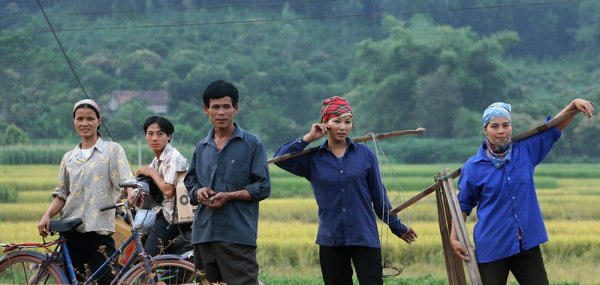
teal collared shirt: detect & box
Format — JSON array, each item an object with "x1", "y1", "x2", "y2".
[{"x1": 185, "y1": 124, "x2": 271, "y2": 246}]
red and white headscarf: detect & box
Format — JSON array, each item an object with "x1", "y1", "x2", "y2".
[{"x1": 320, "y1": 96, "x2": 352, "y2": 123}]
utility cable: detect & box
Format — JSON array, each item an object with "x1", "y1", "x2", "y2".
[
  {"x1": 45, "y1": 0, "x2": 580, "y2": 33},
  {"x1": 35, "y1": 0, "x2": 117, "y2": 142},
  {"x1": 1, "y1": 0, "x2": 339, "y2": 18}
]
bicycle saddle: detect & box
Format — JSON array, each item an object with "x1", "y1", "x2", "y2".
[{"x1": 50, "y1": 218, "x2": 83, "y2": 233}]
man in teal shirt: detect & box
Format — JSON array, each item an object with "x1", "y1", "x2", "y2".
[{"x1": 185, "y1": 80, "x2": 271, "y2": 285}]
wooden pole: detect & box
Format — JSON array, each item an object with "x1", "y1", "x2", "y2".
[
  {"x1": 389, "y1": 168, "x2": 461, "y2": 215},
  {"x1": 389, "y1": 108, "x2": 580, "y2": 215},
  {"x1": 439, "y1": 169, "x2": 482, "y2": 285},
  {"x1": 269, "y1": 128, "x2": 426, "y2": 164},
  {"x1": 436, "y1": 187, "x2": 467, "y2": 285}
]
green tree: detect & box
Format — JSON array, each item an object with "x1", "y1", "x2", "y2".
[
  {"x1": 348, "y1": 16, "x2": 518, "y2": 137},
  {"x1": 0, "y1": 124, "x2": 29, "y2": 145}
]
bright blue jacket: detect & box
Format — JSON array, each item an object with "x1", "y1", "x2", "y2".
[{"x1": 458, "y1": 124, "x2": 561, "y2": 263}]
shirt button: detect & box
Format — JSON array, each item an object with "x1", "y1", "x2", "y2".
[
  {"x1": 512, "y1": 197, "x2": 515, "y2": 199},
  {"x1": 340, "y1": 170, "x2": 343, "y2": 173},
  {"x1": 508, "y1": 177, "x2": 511, "y2": 180},
  {"x1": 342, "y1": 208, "x2": 346, "y2": 211},
  {"x1": 341, "y1": 189, "x2": 345, "y2": 192},
  {"x1": 515, "y1": 215, "x2": 518, "y2": 218}
]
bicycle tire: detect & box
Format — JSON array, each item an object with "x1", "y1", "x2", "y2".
[
  {"x1": 120, "y1": 258, "x2": 196, "y2": 284},
  {"x1": 0, "y1": 251, "x2": 68, "y2": 285}
]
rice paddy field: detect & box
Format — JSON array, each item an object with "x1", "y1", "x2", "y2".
[{"x1": 0, "y1": 164, "x2": 598, "y2": 284}]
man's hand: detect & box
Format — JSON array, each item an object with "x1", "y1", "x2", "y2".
[
  {"x1": 202, "y1": 192, "x2": 231, "y2": 209},
  {"x1": 196, "y1": 187, "x2": 217, "y2": 204}
]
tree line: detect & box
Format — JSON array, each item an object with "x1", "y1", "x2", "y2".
[{"x1": 0, "y1": 0, "x2": 598, "y2": 163}]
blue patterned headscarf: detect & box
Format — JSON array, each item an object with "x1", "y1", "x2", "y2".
[{"x1": 482, "y1": 102, "x2": 511, "y2": 127}]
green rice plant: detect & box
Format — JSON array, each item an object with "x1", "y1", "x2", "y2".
[
  {"x1": 536, "y1": 164, "x2": 600, "y2": 178},
  {"x1": 0, "y1": 203, "x2": 47, "y2": 222},
  {"x1": 0, "y1": 221, "x2": 40, "y2": 243},
  {"x1": 270, "y1": 177, "x2": 313, "y2": 198},
  {"x1": 0, "y1": 145, "x2": 70, "y2": 164},
  {"x1": 260, "y1": 199, "x2": 319, "y2": 223},
  {"x1": 0, "y1": 188, "x2": 17, "y2": 203},
  {"x1": 17, "y1": 191, "x2": 53, "y2": 203},
  {"x1": 556, "y1": 178, "x2": 600, "y2": 189},
  {"x1": 1, "y1": 164, "x2": 598, "y2": 284},
  {"x1": 0, "y1": 178, "x2": 56, "y2": 191},
  {"x1": 538, "y1": 194, "x2": 600, "y2": 220},
  {"x1": 0, "y1": 164, "x2": 57, "y2": 177}
]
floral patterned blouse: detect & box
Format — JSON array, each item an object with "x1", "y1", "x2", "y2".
[{"x1": 52, "y1": 138, "x2": 133, "y2": 234}]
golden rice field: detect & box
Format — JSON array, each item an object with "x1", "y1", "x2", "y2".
[{"x1": 0, "y1": 164, "x2": 599, "y2": 284}]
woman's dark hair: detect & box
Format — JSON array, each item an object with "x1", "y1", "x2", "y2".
[
  {"x1": 202, "y1": 80, "x2": 239, "y2": 107},
  {"x1": 143, "y1": 116, "x2": 175, "y2": 142}
]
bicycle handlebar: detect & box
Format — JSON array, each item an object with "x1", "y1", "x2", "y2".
[
  {"x1": 100, "y1": 202, "x2": 126, "y2": 212},
  {"x1": 119, "y1": 180, "x2": 143, "y2": 189}
]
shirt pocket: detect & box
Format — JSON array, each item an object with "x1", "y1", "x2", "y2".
[
  {"x1": 346, "y1": 163, "x2": 369, "y2": 181},
  {"x1": 224, "y1": 157, "x2": 249, "y2": 188}
]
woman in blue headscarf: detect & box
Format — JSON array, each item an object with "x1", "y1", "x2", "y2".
[{"x1": 450, "y1": 99, "x2": 594, "y2": 285}]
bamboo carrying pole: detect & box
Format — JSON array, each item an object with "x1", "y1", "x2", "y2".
[
  {"x1": 389, "y1": 108, "x2": 579, "y2": 215},
  {"x1": 268, "y1": 128, "x2": 426, "y2": 164}
]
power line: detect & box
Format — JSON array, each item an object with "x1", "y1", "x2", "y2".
[
  {"x1": 0, "y1": 0, "x2": 338, "y2": 18},
  {"x1": 48, "y1": 0, "x2": 579, "y2": 33},
  {"x1": 35, "y1": 0, "x2": 117, "y2": 141}
]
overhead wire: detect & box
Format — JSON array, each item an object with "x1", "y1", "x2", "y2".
[
  {"x1": 35, "y1": 0, "x2": 117, "y2": 141},
  {"x1": 41, "y1": 0, "x2": 581, "y2": 33},
  {"x1": 0, "y1": 0, "x2": 339, "y2": 18}
]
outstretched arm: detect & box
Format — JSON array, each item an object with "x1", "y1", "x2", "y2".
[{"x1": 554, "y1": 99, "x2": 594, "y2": 131}]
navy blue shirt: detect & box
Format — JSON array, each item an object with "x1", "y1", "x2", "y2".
[
  {"x1": 185, "y1": 124, "x2": 271, "y2": 246},
  {"x1": 458, "y1": 125, "x2": 561, "y2": 263},
  {"x1": 274, "y1": 138, "x2": 408, "y2": 248}
]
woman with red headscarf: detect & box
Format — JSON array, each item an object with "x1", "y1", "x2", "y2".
[{"x1": 274, "y1": 96, "x2": 417, "y2": 285}]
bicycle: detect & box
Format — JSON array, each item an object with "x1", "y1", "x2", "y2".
[{"x1": 0, "y1": 180, "x2": 196, "y2": 284}]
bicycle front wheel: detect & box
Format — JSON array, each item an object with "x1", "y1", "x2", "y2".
[
  {"x1": 120, "y1": 258, "x2": 196, "y2": 284},
  {"x1": 0, "y1": 251, "x2": 68, "y2": 285}
]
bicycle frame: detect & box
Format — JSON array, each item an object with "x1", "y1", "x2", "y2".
[
  {"x1": 2, "y1": 182, "x2": 182, "y2": 285},
  {"x1": 80, "y1": 207, "x2": 156, "y2": 284}
]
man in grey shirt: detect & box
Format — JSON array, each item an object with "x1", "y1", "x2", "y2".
[{"x1": 184, "y1": 79, "x2": 271, "y2": 285}]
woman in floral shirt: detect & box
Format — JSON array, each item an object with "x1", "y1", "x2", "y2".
[{"x1": 38, "y1": 99, "x2": 133, "y2": 284}]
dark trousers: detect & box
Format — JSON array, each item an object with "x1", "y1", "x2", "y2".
[
  {"x1": 478, "y1": 245, "x2": 549, "y2": 285},
  {"x1": 63, "y1": 231, "x2": 118, "y2": 285},
  {"x1": 143, "y1": 212, "x2": 180, "y2": 256},
  {"x1": 319, "y1": 245, "x2": 383, "y2": 285},
  {"x1": 193, "y1": 242, "x2": 259, "y2": 285}
]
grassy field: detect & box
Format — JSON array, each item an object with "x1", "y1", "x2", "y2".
[{"x1": 0, "y1": 164, "x2": 599, "y2": 284}]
